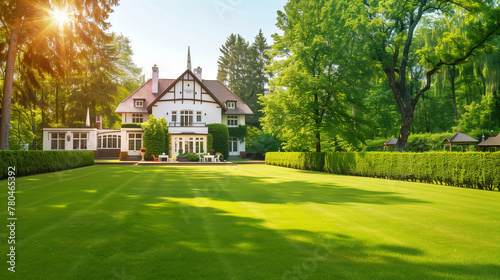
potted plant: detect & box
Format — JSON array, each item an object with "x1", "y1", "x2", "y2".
[
  {"x1": 140, "y1": 147, "x2": 146, "y2": 161},
  {"x1": 209, "y1": 149, "x2": 215, "y2": 155},
  {"x1": 177, "y1": 149, "x2": 188, "y2": 162}
]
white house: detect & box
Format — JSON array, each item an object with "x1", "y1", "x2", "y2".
[{"x1": 43, "y1": 49, "x2": 253, "y2": 158}]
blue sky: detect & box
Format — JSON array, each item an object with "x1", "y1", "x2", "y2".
[{"x1": 108, "y1": 0, "x2": 287, "y2": 80}]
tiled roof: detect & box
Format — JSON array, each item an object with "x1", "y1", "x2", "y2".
[
  {"x1": 478, "y1": 132, "x2": 500, "y2": 147},
  {"x1": 444, "y1": 131, "x2": 479, "y2": 144},
  {"x1": 116, "y1": 72, "x2": 253, "y2": 115},
  {"x1": 115, "y1": 79, "x2": 175, "y2": 113},
  {"x1": 203, "y1": 80, "x2": 253, "y2": 115}
]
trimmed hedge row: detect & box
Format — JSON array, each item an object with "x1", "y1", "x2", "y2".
[
  {"x1": 266, "y1": 152, "x2": 500, "y2": 191},
  {"x1": 265, "y1": 152, "x2": 325, "y2": 171},
  {"x1": 207, "y1": 124, "x2": 229, "y2": 158},
  {"x1": 0, "y1": 151, "x2": 94, "y2": 179}
]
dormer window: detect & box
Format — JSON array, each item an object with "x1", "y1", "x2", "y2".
[
  {"x1": 226, "y1": 101, "x2": 236, "y2": 109},
  {"x1": 134, "y1": 99, "x2": 145, "y2": 108}
]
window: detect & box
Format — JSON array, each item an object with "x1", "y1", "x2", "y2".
[
  {"x1": 227, "y1": 102, "x2": 236, "y2": 109},
  {"x1": 128, "y1": 133, "x2": 142, "y2": 151},
  {"x1": 73, "y1": 133, "x2": 88, "y2": 150},
  {"x1": 196, "y1": 111, "x2": 202, "y2": 122},
  {"x1": 98, "y1": 135, "x2": 121, "y2": 149},
  {"x1": 227, "y1": 116, "x2": 238, "y2": 126},
  {"x1": 172, "y1": 111, "x2": 177, "y2": 123},
  {"x1": 172, "y1": 136, "x2": 205, "y2": 155},
  {"x1": 134, "y1": 100, "x2": 144, "y2": 108},
  {"x1": 132, "y1": 114, "x2": 143, "y2": 123},
  {"x1": 180, "y1": 110, "x2": 193, "y2": 126},
  {"x1": 229, "y1": 138, "x2": 238, "y2": 152},
  {"x1": 50, "y1": 133, "x2": 66, "y2": 150}
]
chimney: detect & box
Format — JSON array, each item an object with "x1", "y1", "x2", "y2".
[
  {"x1": 187, "y1": 46, "x2": 192, "y2": 71},
  {"x1": 96, "y1": 114, "x2": 102, "y2": 130},
  {"x1": 194, "y1": 67, "x2": 202, "y2": 80},
  {"x1": 152, "y1": 64, "x2": 159, "y2": 94}
]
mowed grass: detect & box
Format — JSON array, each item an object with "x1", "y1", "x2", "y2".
[{"x1": 1, "y1": 165, "x2": 499, "y2": 280}]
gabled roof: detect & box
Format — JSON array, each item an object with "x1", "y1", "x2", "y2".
[
  {"x1": 203, "y1": 80, "x2": 253, "y2": 115},
  {"x1": 443, "y1": 130, "x2": 479, "y2": 144},
  {"x1": 115, "y1": 79, "x2": 175, "y2": 113},
  {"x1": 147, "y1": 69, "x2": 227, "y2": 112},
  {"x1": 478, "y1": 132, "x2": 500, "y2": 147},
  {"x1": 384, "y1": 135, "x2": 398, "y2": 146},
  {"x1": 116, "y1": 68, "x2": 253, "y2": 116}
]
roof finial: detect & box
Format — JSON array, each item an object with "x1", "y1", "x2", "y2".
[{"x1": 187, "y1": 46, "x2": 192, "y2": 71}]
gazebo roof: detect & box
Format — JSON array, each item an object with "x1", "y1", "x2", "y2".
[
  {"x1": 478, "y1": 132, "x2": 500, "y2": 147},
  {"x1": 443, "y1": 131, "x2": 479, "y2": 145},
  {"x1": 383, "y1": 135, "x2": 398, "y2": 146}
]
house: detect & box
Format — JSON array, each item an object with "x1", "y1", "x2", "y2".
[{"x1": 43, "y1": 48, "x2": 253, "y2": 158}]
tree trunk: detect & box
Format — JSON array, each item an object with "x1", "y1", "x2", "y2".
[
  {"x1": 395, "y1": 109, "x2": 415, "y2": 152},
  {"x1": 315, "y1": 130, "x2": 321, "y2": 152},
  {"x1": 0, "y1": 7, "x2": 23, "y2": 150},
  {"x1": 449, "y1": 65, "x2": 458, "y2": 121}
]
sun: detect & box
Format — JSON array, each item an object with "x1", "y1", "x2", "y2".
[{"x1": 51, "y1": 7, "x2": 71, "y2": 28}]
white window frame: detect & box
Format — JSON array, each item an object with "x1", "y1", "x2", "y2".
[
  {"x1": 132, "y1": 114, "x2": 143, "y2": 123},
  {"x1": 227, "y1": 116, "x2": 238, "y2": 127},
  {"x1": 180, "y1": 110, "x2": 193, "y2": 126},
  {"x1": 172, "y1": 111, "x2": 177, "y2": 123},
  {"x1": 229, "y1": 138, "x2": 238, "y2": 152},
  {"x1": 196, "y1": 111, "x2": 202, "y2": 122},
  {"x1": 128, "y1": 133, "x2": 143, "y2": 151},
  {"x1": 73, "y1": 132, "x2": 88, "y2": 150},
  {"x1": 227, "y1": 102, "x2": 236, "y2": 109},
  {"x1": 98, "y1": 135, "x2": 121, "y2": 149},
  {"x1": 134, "y1": 100, "x2": 144, "y2": 108},
  {"x1": 50, "y1": 133, "x2": 66, "y2": 150}
]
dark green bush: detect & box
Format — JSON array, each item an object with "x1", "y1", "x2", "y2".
[
  {"x1": 0, "y1": 151, "x2": 94, "y2": 179},
  {"x1": 207, "y1": 124, "x2": 229, "y2": 158},
  {"x1": 266, "y1": 151, "x2": 500, "y2": 191},
  {"x1": 228, "y1": 125, "x2": 247, "y2": 139},
  {"x1": 265, "y1": 152, "x2": 325, "y2": 171},
  {"x1": 121, "y1": 123, "x2": 142, "y2": 128},
  {"x1": 207, "y1": 134, "x2": 213, "y2": 152},
  {"x1": 186, "y1": 153, "x2": 200, "y2": 161},
  {"x1": 323, "y1": 152, "x2": 500, "y2": 191},
  {"x1": 142, "y1": 116, "x2": 168, "y2": 160}
]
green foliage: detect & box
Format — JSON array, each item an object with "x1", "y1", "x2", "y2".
[
  {"x1": 121, "y1": 123, "x2": 142, "y2": 128},
  {"x1": 262, "y1": 0, "x2": 373, "y2": 152},
  {"x1": 265, "y1": 152, "x2": 325, "y2": 171},
  {"x1": 141, "y1": 116, "x2": 168, "y2": 161},
  {"x1": 323, "y1": 152, "x2": 500, "y2": 191},
  {"x1": 186, "y1": 153, "x2": 200, "y2": 161},
  {"x1": 228, "y1": 125, "x2": 247, "y2": 139},
  {"x1": 247, "y1": 133, "x2": 282, "y2": 154},
  {"x1": 207, "y1": 124, "x2": 229, "y2": 158},
  {"x1": 165, "y1": 133, "x2": 171, "y2": 156},
  {"x1": 457, "y1": 92, "x2": 500, "y2": 133},
  {"x1": 0, "y1": 151, "x2": 94, "y2": 179},
  {"x1": 207, "y1": 134, "x2": 213, "y2": 152}
]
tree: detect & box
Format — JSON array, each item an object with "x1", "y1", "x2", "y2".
[
  {"x1": 1, "y1": 0, "x2": 119, "y2": 150},
  {"x1": 142, "y1": 115, "x2": 167, "y2": 161},
  {"x1": 261, "y1": 0, "x2": 372, "y2": 152},
  {"x1": 364, "y1": 0, "x2": 500, "y2": 151}
]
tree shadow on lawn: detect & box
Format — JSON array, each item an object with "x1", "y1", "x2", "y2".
[
  {"x1": 14, "y1": 199, "x2": 500, "y2": 280},
  {"x1": 149, "y1": 169, "x2": 429, "y2": 206}
]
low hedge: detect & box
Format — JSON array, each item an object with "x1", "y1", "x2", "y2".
[
  {"x1": 265, "y1": 152, "x2": 325, "y2": 171},
  {"x1": 0, "y1": 151, "x2": 94, "y2": 179},
  {"x1": 121, "y1": 123, "x2": 142, "y2": 128},
  {"x1": 266, "y1": 152, "x2": 500, "y2": 191}
]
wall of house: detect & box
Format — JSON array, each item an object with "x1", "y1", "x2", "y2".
[
  {"x1": 221, "y1": 114, "x2": 246, "y2": 127},
  {"x1": 122, "y1": 113, "x2": 150, "y2": 124},
  {"x1": 120, "y1": 128, "x2": 144, "y2": 156},
  {"x1": 42, "y1": 128, "x2": 98, "y2": 151}
]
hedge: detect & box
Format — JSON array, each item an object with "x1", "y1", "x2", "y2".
[
  {"x1": 207, "y1": 124, "x2": 229, "y2": 158},
  {"x1": 265, "y1": 152, "x2": 325, "y2": 171},
  {"x1": 121, "y1": 123, "x2": 142, "y2": 128},
  {"x1": 142, "y1": 116, "x2": 167, "y2": 160},
  {"x1": 0, "y1": 151, "x2": 94, "y2": 179},
  {"x1": 266, "y1": 152, "x2": 500, "y2": 191}
]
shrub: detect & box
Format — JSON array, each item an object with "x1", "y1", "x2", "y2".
[
  {"x1": 207, "y1": 124, "x2": 229, "y2": 158},
  {"x1": 207, "y1": 134, "x2": 213, "y2": 153},
  {"x1": 141, "y1": 115, "x2": 168, "y2": 161},
  {"x1": 228, "y1": 125, "x2": 247, "y2": 139},
  {"x1": 0, "y1": 151, "x2": 94, "y2": 179},
  {"x1": 265, "y1": 152, "x2": 325, "y2": 171},
  {"x1": 121, "y1": 123, "x2": 142, "y2": 128},
  {"x1": 186, "y1": 153, "x2": 200, "y2": 161}
]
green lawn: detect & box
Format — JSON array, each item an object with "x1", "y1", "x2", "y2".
[{"x1": 1, "y1": 165, "x2": 499, "y2": 279}]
